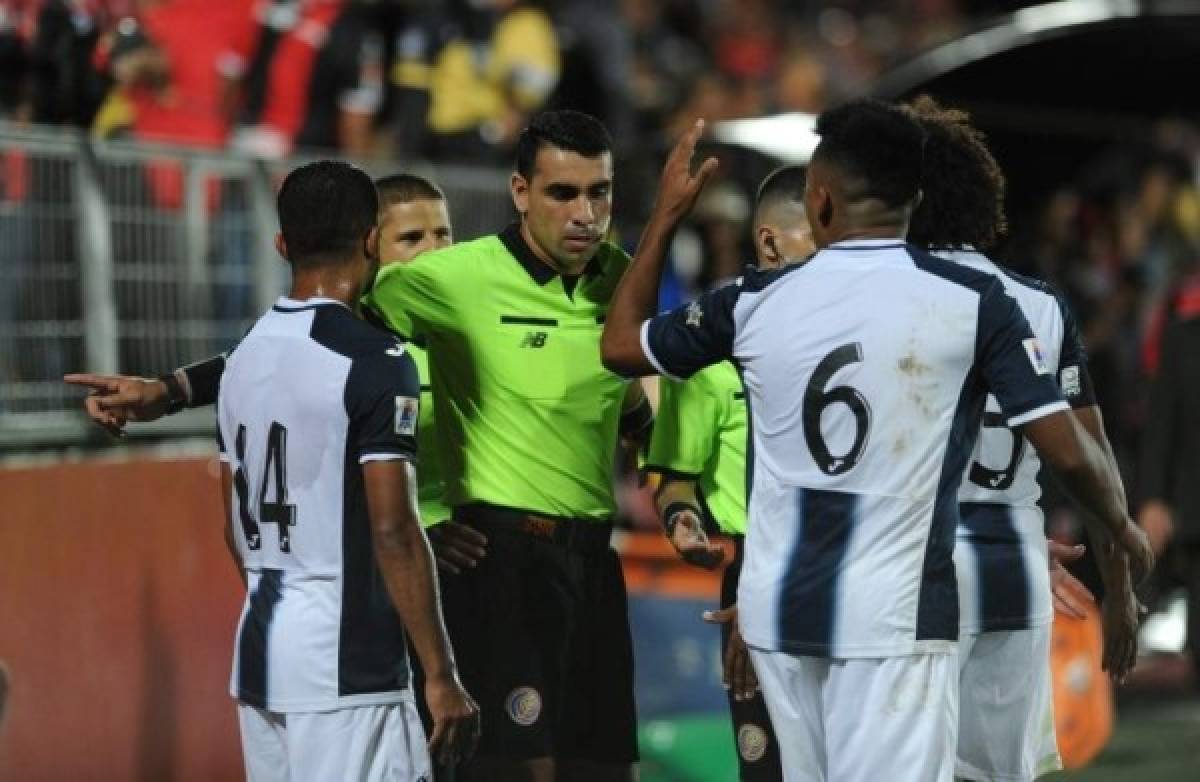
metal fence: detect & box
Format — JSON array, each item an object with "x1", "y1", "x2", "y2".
[{"x1": 0, "y1": 123, "x2": 513, "y2": 447}]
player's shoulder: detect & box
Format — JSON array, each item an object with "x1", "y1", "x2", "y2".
[
  {"x1": 905, "y1": 244, "x2": 1003, "y2": 295},
  {"x1": 309, "y1": 303, "x2": 411, "y2": 362}
]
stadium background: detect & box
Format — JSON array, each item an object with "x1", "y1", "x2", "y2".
[{"x1": 1, "y1": 0, "x2": 1197, "y2": 779}]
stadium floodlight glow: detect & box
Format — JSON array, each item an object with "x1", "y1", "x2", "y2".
[{"x1": 710, "y1": 112, "x2": 820, "y2": 165}]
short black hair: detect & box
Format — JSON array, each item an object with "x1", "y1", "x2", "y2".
[
  {"x1": 754, "y1": 165, "x2": 807, "y2": 222},
  {"x1": 811, "y1": 98, "x2": 925, "y2": 208},
  {"x1": 277, "y1": 161, "x2": 377, "y2": 265},
  {"x1": 375, "y1": 173, "x2": 446, "y2": 210},
  {"x1": 906, "y1": 96, "x2": 1007, "y2": 250},
  {"x1": 515, "y1": 110, "x2": 613, "y2": 180}
]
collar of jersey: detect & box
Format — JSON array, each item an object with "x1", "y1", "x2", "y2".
[
  {"x1": 272, "y1": 296, "x2": 351, "y2": 312},
  {"x1": 500, "y1": 223, "x2": 602, "y2": 287},
  {"x1": 825, "y1": 238, "x2": 907, "y2": 251}
]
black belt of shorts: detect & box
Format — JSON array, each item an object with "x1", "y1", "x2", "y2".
[{"x1": 453, "y1": 502, "x2": 613, "y2": 554}]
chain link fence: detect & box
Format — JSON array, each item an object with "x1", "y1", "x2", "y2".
[{"x1": 0, "y1": 123, "x2": 512, "y2": 447}]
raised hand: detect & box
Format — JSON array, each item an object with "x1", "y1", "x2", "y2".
[{"x1": 652, "y1": 119, "x2": 720, "y2": 224}]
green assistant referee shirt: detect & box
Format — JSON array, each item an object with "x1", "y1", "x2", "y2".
[
  {"x1": 647, "y1": 360, "x2": 748, "y2": 535},
  {"x1": 365, "y1": 224, "x2": 631, "y2": 521},
  {"x1": 407, "y1": 343, "x2": 452, "y2": 527}
]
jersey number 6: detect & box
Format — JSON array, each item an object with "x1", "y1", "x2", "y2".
[
  {"x1": 803, "y1": 342, "x2": 872, "y2": 475},
  {"x1": 234, "y1": 421, "x2": 298, "y2": 552}
]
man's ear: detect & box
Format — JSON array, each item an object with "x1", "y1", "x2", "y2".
[
  {"x1": 817, "y1": 189, "x2": 833, "y2": 228},
  {"x1": 511, "y1": 172, "x2": 529, "y2": 216},
  {"x1": 756, "y1": 225, "x2": 781, "y2": 266},
  {"x1": 364, "y1": 226, "x2": 380, "y2": 260},
  {"x1": 274, "y1": 232, "x2": 287, "y2": 260}
]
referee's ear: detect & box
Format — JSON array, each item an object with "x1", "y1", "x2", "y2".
[{"x1": 274, "y1": 232, "x2": 288, "y2": 261}]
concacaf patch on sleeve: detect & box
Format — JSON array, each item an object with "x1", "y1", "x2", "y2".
[
  {"x1": 1022, "y1": 338, "x2": 1051, "y2": 375},
  {"x1": 394, "y1": 396, "x2": 419, "y2": 436},
  {"x1": 1060, "y1": 365, "x2": 1081, "y2": 398}
]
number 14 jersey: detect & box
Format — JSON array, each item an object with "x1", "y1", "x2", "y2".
[
  {"x1": 217, "y1": 297, "x2": 421, "y2": 712},
  {"x1": 640, "y1": 240, "x2": 1068, "y2": 658}
]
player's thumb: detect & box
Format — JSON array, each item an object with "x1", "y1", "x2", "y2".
[
  {"x1": 1048, "y1": 540, "x2": 1085, "y2": 563},
  {"x1": 702, "y1": 606, "x2": 736, "y2": 625}
]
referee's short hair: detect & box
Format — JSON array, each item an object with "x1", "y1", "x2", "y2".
[
  {"x1": 278, "y1": 161, "x2": 378, "y2": 266},
  {"x1": 812, "y1": 99, "x2": 925, "y2": 209},
  {"x1": 516, "y1": 110, "x2": 613, "y2": 180},
  {"x1": 375, "y1": 173, "x2": 446, "y2": 209},
  {"x1": 905, "y1": 95, "x2": 1007, "y2": 251},
  {"x1": 754, "y1": 165, "x2": 807, "y2": 224}
]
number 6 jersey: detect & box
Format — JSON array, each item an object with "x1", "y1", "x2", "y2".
[
  {"x1": 640, "y1": 239, "x2": 1068, "y2": 658},
  {"x1": 217, "y1": 297, "x2": 421, "y2": 712}
]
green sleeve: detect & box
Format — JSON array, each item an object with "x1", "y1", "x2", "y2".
[
  {"x1": 364, "y1": 252, "x2": 456, "y2": 338},
  {"x1": 646, "y1": 373, "x2": 720, "y2": 477}
]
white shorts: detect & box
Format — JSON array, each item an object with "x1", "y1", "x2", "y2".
[
  {"x1": 957, "y1": 626, "x2": 1062, "y2": 781},
  {"x1": 237, "y1": 700, "x2": 432, "y2": 782},
  {"x1": 749, "y1": 649, "x2": 958, "y2": 782}
]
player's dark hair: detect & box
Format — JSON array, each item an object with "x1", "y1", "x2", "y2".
[
  {"x1": 906, "y1": 95, "x2": 1007, "y2": 251},
  {"x1": 278, "y1": 161, "x2": 378, "y2": 266},
  {"x1": 754, "y1": 165, "x2": 807, "y2": 222},
  {"x1": 515, "y1": 110, "x2": 613, "y2": 180},
  {"x1": 375, "y1": 173, "x2": 446, "y2": 209},
  {"x1": 811, "y1": 98, "x2": 925, "y2": 208}
]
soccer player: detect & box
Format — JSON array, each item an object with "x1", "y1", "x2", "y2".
[
  {"x1": 602, "y1": 104, "x2": 1153, "y2": 781},
  {"x1": 906, "y1": 96, "x2": 1141, "y2": 781},
  {"x1": 646, "y1": 164, "x2": 814, "y2": 782},
  {"x1": 215, "y1": 160, "x2": 477, "y2": 781},
  {"x1": 365, "y1": 110, "x2": 647, "y2": 782}
]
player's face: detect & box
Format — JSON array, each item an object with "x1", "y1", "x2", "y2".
[
  {"x1": 511, "y1": 146, "x2": 613, "y2": 274},
  {"x1": 377, "y1": 198, "x2": 453, "y2": 266}
]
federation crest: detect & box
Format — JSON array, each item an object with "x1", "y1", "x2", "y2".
[
  {"x1": 1060, "y1": 365, "x2": 1081, "y2": 398},
  {"x1": 394, "y1": 396, "x2": 419, "y2": 436},
  {"x1": 506, "y1": 686, "x2": 542, "y2": 726},
  {"x1": 737, "y1": 723, "x2": 769, "y2": 763},
  {"x1": 685, "y1": 300, "x2": 704, "y2": 327},
  {"x1": 1022, "y1": 338, "x2": 1050, "y2": 375}
]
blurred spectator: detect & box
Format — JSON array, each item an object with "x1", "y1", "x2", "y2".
[
  {"x1": 546, "y1": 0, "x2": 634, "y2": 150},
  {"x1": 1137, "y1": 273, "x2": 1200, "y2": 681},
  {"x1": 390, "y1": 0, "x2": 559, "y2": 164},
  {"x1": 229, "y1": 0, "x2": 384, "y2": 158}
]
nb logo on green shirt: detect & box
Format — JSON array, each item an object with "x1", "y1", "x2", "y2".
[{"x1": 521, "y1": 331, "x2": 549, "y2": 348}]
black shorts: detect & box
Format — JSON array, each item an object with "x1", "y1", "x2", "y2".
[
  {"x1": 722, "y1": 535, "x2": 783, "y2": 781},
  {"x1": 441, "y1": 505, "x2": 639, "y2": 763}
]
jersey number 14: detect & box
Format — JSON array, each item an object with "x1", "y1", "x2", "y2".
[{"x1": 234, "y1": 421, "x2": 298, "y2": 552}]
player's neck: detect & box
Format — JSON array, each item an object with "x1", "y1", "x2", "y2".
[{"x1": 289, "y1": 269, "x2": 363, "y2": 309}]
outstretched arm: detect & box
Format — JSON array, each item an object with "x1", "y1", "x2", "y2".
[{"x1": 602, "y1": 119, "x2": 718, "y2": 376}]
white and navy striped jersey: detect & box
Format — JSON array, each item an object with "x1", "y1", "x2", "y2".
[
  {"x1": 217, "y1": 297, "x2": 421, "y2": 712},
  {"x1": 941, "y1": 249, "x2": 1096, "y2": 634},
  {"x1": 640, "y1": 239, "x2": 1068, "y2": 658}
]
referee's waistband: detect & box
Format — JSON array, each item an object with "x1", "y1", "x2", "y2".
[{"x1": 452, "y1": 502, "x2": 613, "y2": 554}]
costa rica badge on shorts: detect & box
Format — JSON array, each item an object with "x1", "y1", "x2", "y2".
[
  {"x1": 737, "y1": 723, "x2": 769, "y2": 763},
  {"x1": 394, "y1": 396, "x2": 419, "y2": 436},
  {"x1": 505, "y1": 686, "x2": 542, "y2": 726}
]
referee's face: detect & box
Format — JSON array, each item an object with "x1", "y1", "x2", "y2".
[
  {"x1": 378, "y1": 198, "x2": 453, "y2": 266},
  {"x1": 512, "y1": 146, "x2": 613, "y2": 275}
]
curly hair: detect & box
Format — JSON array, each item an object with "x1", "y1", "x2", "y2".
[
  {"x1": 812, "y1": 98, "x2": 925, "y2": 208},
  {"x1": 906, "y1": 95, "x2": 1008, "y2": 251}
]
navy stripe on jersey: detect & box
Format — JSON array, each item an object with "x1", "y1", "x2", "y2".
[
  {"x1": 238, "y1": 568, "x2": 284, "y2": 708},
  {"x1": 777, "y1": 489, "x2": 858, "y2": 652},
  {"x1": 961, "y1": 503, "x2": 1031, "y2": 631},
  {"x1": 307, "y1": 305, "x2": 414, "y2": 697},
  {"x1": 918, "y1": 372, "x2": 983, "y2": 640},
  {"x1": 907, "y1": 246, "x2": 1066, "y2": 425}
]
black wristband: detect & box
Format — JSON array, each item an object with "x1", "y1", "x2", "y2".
[
  {"x1": 181, "y1": 355, "x2": 227, "y2": 408},
  {"x1": 158, "y1": 372, "x2": 187, "y2": 415},
  {"x1": 662, "y1": 501, "x2": 701, "y2": 539}
]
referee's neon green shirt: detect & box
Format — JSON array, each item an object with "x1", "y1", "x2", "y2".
[
  {"x1": 647, "y1": 360, "x2": 748, "y2": 535},
  {"x1": 407, "y1": 343, "x2": 452, "y2": 527},
  {"x1": 365, "y1": 224, "x2": 631, "y2": 521}
]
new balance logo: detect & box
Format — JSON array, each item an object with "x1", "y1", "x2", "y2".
[{"x1": 521, "y1": 331, "x2": 548, "y2": 348}]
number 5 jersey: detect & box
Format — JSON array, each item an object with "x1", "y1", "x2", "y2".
[{"x1": 216, "y1": 297, "x2": 421, "y2": 712}]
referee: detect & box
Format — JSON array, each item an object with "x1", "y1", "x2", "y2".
[
  {"x1": 364, "y1": 110, "x2": 648, "y2": 782},
  {"x1": 647, "y1": 165, "x2": 812, "y2": 782}
]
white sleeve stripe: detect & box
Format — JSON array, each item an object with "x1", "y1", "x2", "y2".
[
  {"x1": 640, "y1": 319, "x2": 683, "y2": 382},
  {"x1": 359, "y1": 453, "x2": 414, "y2": 465},
  {"x1": 1007, "y1": 400, "x2": 1070, "y2": 428},
  {"x1": 217, "y1": 453, "x2": 234, "y2": 464}
]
